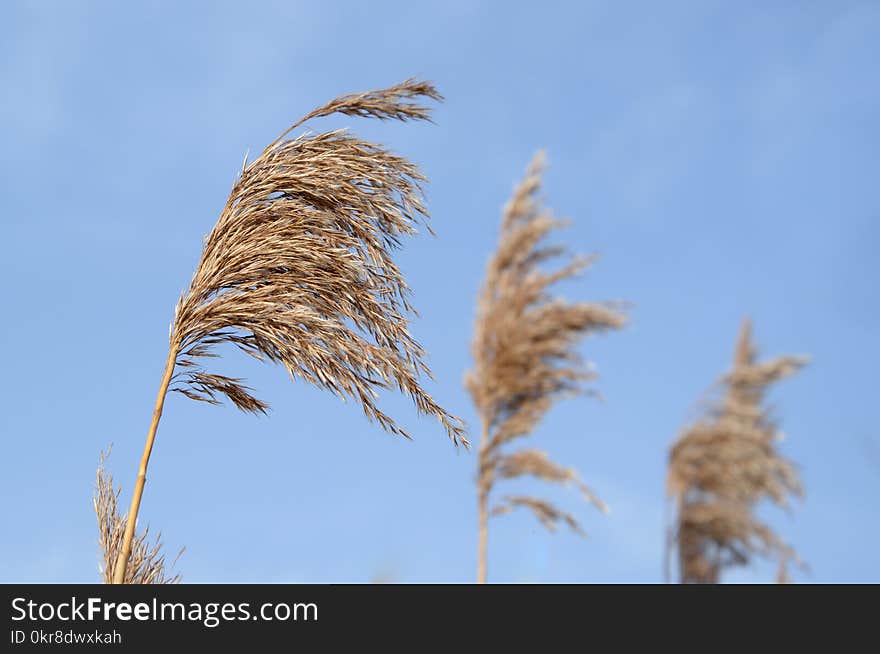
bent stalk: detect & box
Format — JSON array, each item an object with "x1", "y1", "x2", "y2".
[{"x1": 112, "y1": 342, "x2": 179, "y2": 584}]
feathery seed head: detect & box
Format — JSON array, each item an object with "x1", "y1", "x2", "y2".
[
  {"x1": 165, "y1": 79, "x2": 465, "y2": 446},
  {"x1": 469, "y1": 151, "x2": 626, "y2": 535},
  {"x1": 668, "y1": 318, "x2": 808, "y2": 583}
]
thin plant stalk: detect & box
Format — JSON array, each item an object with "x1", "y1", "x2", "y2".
[
  {"x1": 476, "y1": 419, "x2": 489, "y2": 584},
  {"x1": 662, "y1": 495, "x2": 674, "y2": 584},
  {"x1": 113, "y1": 343, "x2": 179, "y2": 584}
]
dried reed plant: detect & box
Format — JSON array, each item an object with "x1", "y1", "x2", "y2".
[
  {"x1": 95, "y1": 450, "x2": 182, "y2": 584},
  {"x1": 465, "y1": 152, "x2": 627, "y2": 583},
  {"x1": 667, "y1": 318, "x2": 808, "y2": 583},
  {"x1": 114, "y1": 79, "x2": 465, "y2": 583}
]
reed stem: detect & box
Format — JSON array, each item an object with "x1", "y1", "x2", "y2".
[
  {"x1": 477, "y1": 420, "x2": 489, "y2": 584},
  {"x1": 112, "y1": 342, "x2": 179, "y2": 584}
]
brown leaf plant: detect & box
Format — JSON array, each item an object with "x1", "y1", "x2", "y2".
[
  {"x1": 465, "y1": 152, "x2": 627, "y2": 583},
  {"x1": 95, "y1": 449, "x2": 182, "y2": 584},
  {"x1": 666, "y1": 318, "x2": 808, "y2": 583},
  {"x1": 113, "y1": 79, "x2": 466, "y2": 583}
]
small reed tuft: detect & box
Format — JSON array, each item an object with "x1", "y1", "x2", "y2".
[{"x1": 94, "y1": 449, "x2": 182, "y2": 584}]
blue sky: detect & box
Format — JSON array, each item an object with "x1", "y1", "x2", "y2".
[{"x1": 1, "y1": 1, "x2": 878, "y2": 583}]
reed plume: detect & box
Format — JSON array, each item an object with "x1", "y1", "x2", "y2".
[
  {"x1": 95, "y1": 450, "x2": 182, "y2": 584},
  {"x1": 113, "y1": 79, "x2": 465, "y2": 583},
  {"x1": 465, "y1": 152, "x2": 627, "y2": 583},
  {"x1": 667, "y1": 318, "x2": 808, "y2": 583}
]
